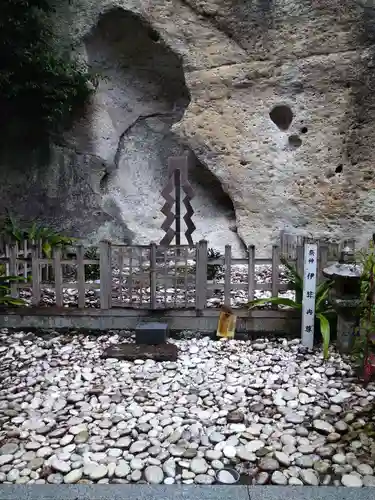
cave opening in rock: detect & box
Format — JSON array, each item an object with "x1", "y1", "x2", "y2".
[
  {"x1": 188, "y1": 154, "x2": 236, "y2": 214},
  {"x1": 269, "y1": 104, "x2": 293, "y2": 131},
  {"x1": 85, "y1": 8, "x2": 190, "y2": 117},
  {"x1": 85, "y1": 8, "x2": 241, "y2": 252}
]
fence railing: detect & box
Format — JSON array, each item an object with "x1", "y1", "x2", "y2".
[{"x1": 0, "y1": 235, "x2": 348, "y2": 311}]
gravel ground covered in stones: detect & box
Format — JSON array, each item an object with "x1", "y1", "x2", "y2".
[{"x1": 1, "y1": 330, "x2": 375, "y2": 487}]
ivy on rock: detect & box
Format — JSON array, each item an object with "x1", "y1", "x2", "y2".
[{"x1": 0, "y1": 0, "x2": 94, "y2": 157}]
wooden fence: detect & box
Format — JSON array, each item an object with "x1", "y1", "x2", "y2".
[{"x1": 0, "y1": 235, "x2": 346, "y2": 311}]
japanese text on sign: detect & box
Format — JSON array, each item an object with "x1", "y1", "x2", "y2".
[{"x1": 301, "y1": 243, "x2": 318, "y2": 349}]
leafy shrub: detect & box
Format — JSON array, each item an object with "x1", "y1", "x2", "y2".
[
  {"x1": 0, "y1": 274, "x2": 26, "y2": 307},
  {"x1": 0, "y1": 0, "x2": 94, "y2": 157},
  {"x1": 0, "y1": 214, "x2": 75, "y2": 257},
  {"x1": 352, "y1": 237, "x2": 375, "y2": 384},
  {"x1": 247, "y1": 258, "x2": 334, "y2": 360}
]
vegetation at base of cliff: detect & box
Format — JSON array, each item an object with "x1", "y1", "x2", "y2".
[
  {"x1": 0, "y1": 0, "x2": 94, "y2": 157},
  {"x1": 0, "y1": 213, "x2": 75, "y2": 258}
]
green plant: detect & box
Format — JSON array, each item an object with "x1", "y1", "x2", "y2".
[
  {"x1": 0, "y1": 274, "x2": 26, "y2": 307},
  {"x1": 0, "y1": 213, "x2": 27, "y2": 242},
  {"x1": 84, "y1": 247, "x2": 100, "y2": 281},
  {"x1": 27, "y1": 222, "x2": 75, "y2": 258},
  {"x1": 352, "y1": 333, "x2": 368, "y2": 374},
  {"x1": 0, "y1": 0, "x2": 94, "y2": 157},
  {"x1": 0, "y1": 214, "x2": 75, "y2": 257},
  {"x1": 352, "y1": 237, "x2": 375, "y2": 384},
  {"x1": 247, "y1": 257, "x2": 334, "y2": 360}
]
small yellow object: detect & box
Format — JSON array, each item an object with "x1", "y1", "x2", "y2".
[{"x1": 216, "y1": 305, "x2": 237, "y2": 339}]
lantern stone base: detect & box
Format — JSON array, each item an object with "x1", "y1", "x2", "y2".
[{"x1": 336, "y1": 314, "x2": 357, "y2": 354}]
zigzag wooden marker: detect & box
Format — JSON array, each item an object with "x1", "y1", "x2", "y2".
[{"x1": 160, "y1": 156, "x2": 195, "y2": 246}]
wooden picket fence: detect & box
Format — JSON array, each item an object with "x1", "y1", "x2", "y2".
[{"x1": 0, "y1": 234, "x2": 347, "y2": 311}]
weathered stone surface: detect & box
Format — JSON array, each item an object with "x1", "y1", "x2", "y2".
[
  {"x1": 0, "y1": 0, "x2": 241, "y2": 252},
  {"x1": 50, "y1": 458, "x2": 71, "y2": 474},
  {"x1": 0, "y1": 146, "x2": 132, "y2": 246},
  {"x1": 64, "y1": 469, "x2": 83, "y2": 484},
  {"x1": 3, "y1": 0, "x2": 374, "y2": 251},
  {"x1": 259, "y1": 458, "x2": 279, "y2": 472},
  {"x1": 300, "y1": 469, "x2": 319, "y2": 486},
  {"x1": 144, "y1": 465, "x2": 164, "y2": 484},
  {"x1": 190, "y1": 458, "x2": 209, "y2": 474},
  {"x1": 341, "y1": 474, "x2": 363, "y2": 487},
  {"x1": 313, "y1": 420, "x2": 335, "y2": 435},
  {"x1": 271, "y1": 470, "x2": 287, "y2": 485},
  {"x1": 173, "y1": 0, "x2": 375, "y2": 249}
]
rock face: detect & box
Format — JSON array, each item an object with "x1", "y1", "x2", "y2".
[
  {"x1": 0, "y1": 146, "x2": 132, "y2": 244},
  {"x1": 2, "y1": 0, "x2": 375, "y2": 251},
  {"x1": 175, "y1": 0, "x2": 375, "y2": 250}
]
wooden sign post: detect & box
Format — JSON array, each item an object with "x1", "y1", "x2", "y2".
[{"x1": 301, "y1": 242, "x2": 318, "y2": 348}]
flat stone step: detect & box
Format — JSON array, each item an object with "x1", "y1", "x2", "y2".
[{"x1": 101, "y1": 342, "x2": 177, "y2": 361}]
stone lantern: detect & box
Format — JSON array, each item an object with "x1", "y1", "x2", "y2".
[{"x1": 322, "y1": 243, "x2": 362, "y2": 354}]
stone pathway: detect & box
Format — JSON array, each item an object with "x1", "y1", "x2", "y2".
[{"x1": 0, "y1": 330, "x2": 374, "y2": 487}]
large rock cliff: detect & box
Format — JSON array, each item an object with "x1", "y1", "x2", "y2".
[{"x1": 2, "y1": 0, "x2": 375, "y2": 252}]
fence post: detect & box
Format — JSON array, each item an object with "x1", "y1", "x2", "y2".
[
  {"x1": 77, "y1": 245, "x2": 86, "y2": 309},
  {"x1": 248, "y1": 245, "x2": 255, "y2": 301},
  {"x1": 271, "y1": 245, "x2": 280, "y2": 308},
  {"x1": 100, "y1": 241, "x2": 111, "y2": 309},
  {"x1": 39, "y1": 240, "x2": 46, "y2": 282},
  {"x1": 318, "y1": 243, "x2": 328, "y2": 284},
  {"x1": 279, "y1": 230, "x2": 286, "y2": 258},
  {"x1": 8, "y1": 243, "x2": 18, "y2": 298},
  {"x1": 296, "y1": 241, "x2": 304, "y2": 303},
  {"x1": 31, "y1": 243, "x2": 41, "y2": 306},
  {"x1": 53, "y1": 247, "x2": 63, "y2": 307},
  {"x1": 4, "y1": 241, "x2": 10, "y2": 276},
  {"x1": 15, "y1": 241, "x2": 19, "y2": 277},
  {"x1": 195, "y1": 240, "x2": 208, "y2": 311},
  {"x1": 150, "y1": 242, "x2": 157, "y2": 309},
  {"x1": 23, "y1": 240, "x2": 28, "y2": 279},
  {"x1": 224, "y1": 245, "x2": 232, "y2": 307}
]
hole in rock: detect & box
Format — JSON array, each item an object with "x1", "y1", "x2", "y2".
[
  {"x1": 288, "y1": 135, "x2": 302, "y2": 148},
  {"x1": 269, "y1": 105, "x2": 294, "y2": 130},
  {"x1": 301, "y1": 126, "x2": 308, "y2": 134},
  {"x1": 147, "y1": 27, "x2": 160, "y2": 42},
  {"x1": 335, "y1": 164, "x2": 343, "y2": 174}
]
